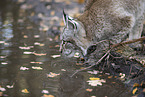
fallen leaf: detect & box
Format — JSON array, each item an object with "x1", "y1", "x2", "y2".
[
  {"x1": 61, "y1": 69, "x2": 66, "y2": 71},
  {"x1": 39, "y1": 44, "x2": 45, "y2": 46},
  {"x1": 21, "y1": 89, "x2": 29, "y2": 93},
  {"x1": 86, "y1": 88, "x2": 93, "y2": 92},
  {"x1": 89, "y1": 77, "x2": 100, "y2": 80},
  {"x1": 33, "y1": 53, "x2": 47, "y2": 56},
  {"x1": 108, "y1": 76, "x2": 113, "y2": 79},
  {"x1": 20, "y1": 66, "x2": 29, "y2": 70},
  {"x1": 19, "y1": 46, "x2": 34, "y2": 50},
  {"x1": 0, "y1": 56, "x2": 6, "y2": 58},
  {"x1": 132, "y1": 87, "x2": 138, "y2": 94},
  {"x1": 30, "y1": 62, "x2": 43, "y2": 64},
  {"x1": 42, "y1": 94, "x2": 54, "y2": 97},
  {"x1": 23, "y1": 35, "x2": 28, "y2": 38},
  {"x1": 1, "y1": 62, "x2": 8, "y2": 65},
  {"x1": 133, "y1": 83, "x2": 140, "y2": 87},
  {"x1": 34, "y1": 35, "x2": 40, "y2": 38},
  {"x1": 47, "y1": 72, "x2": 60, "y2": 78},
  {"x1": 87, "y1": 78, "x2": 106, "y2": 86},
  {"x1": 0, "y1": 41, "x2": 5, "y2": 44},
  {"x1": 34, "y1": 42, "x2": 41, "y2": 45},
  {"x1": 23, "y1": 51, "x2": 33, "y2": 54},
  {"x1": 42, "y1": 90, "x2": 49, "y2": 94},
  {"x1": 26, "y1": 26, "x2": 33, "y2": 29},
  {"x1": 0, "y1": 87, "x2": 6, "y2": 92},
  {"x1": 6, "y1": 84, "x2": 14, "y2": 88},
  {"x1": 51, "y1": 55, "x2": 61, "y2": 58},
  {"x1": 32, "y1": 66, "x2": 43, "y2": 70},
  {"x1": 55, "y1": 45, "x2": 60, "y2": 47}
]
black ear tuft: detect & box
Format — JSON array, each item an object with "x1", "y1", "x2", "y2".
[{"x1": 63, "y1": 10, "x2": 68, "y2": 27}]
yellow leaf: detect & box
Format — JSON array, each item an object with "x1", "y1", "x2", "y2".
[
  {"x1": 21, "y1": 89, "x2": 29, "y2": 93},
  {"x1": 42, "y1": 94, "x2": 54, "y2": 97},
  {"x1": 86, "y1": 88, "x2": 93, "y2": 92},
  {"x1": 133, "y1": 83, "x2": 140, "y2": 87},
  {"x1": 89, "y1": 77, "x2": 100, "y2": 80},
  {"x1": 132, "y1": 87, "x2": 138, "y2": 94}
]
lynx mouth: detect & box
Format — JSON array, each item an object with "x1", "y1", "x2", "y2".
[{"x1": 59, "y1": 40, "x2": 83, "y2": 57}]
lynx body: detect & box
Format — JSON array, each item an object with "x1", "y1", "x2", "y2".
[{"x1": 60, "y1": 0, "x2": 145, "y2": 57}]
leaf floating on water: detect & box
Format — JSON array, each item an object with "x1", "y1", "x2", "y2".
[
  {"x1": 51, "y1": 55, "x2": 61, "y2": 58},
  {"x1": 0, "y1": 87, "x2": 6, "y2": 92},
  {"x1": 40, "y1": 44, "x2": 45, "y2": 46},
  {"x1": 23, "y1": 51, "x2": 33, "y2": 54},
  {"x1": 47, "y1": 72, "x2": 60, "y2": 78},
  {"x1": 54, "y1": 45, "x2": 60, "y2": 47},
  {"x1": 87, "y1": 77, "x2": 106, "y2": 86},
  {"x1": 19, "y1": 46, "x2": 34, "y2": 50},
  {"x1": 21, "y1": 89, "x2": 29, "y2": 93},
  {"x1": 34, "y1": 42, "x2": 45, "y2": 46},
  {"x1": 0, "y1": 41, "x2": 5, "y2": 44},
  {"x1": 6, "y1": 84, "x2": 14, "y2": 88},
  {"x1": 61, "y1": 69, "x2": 66, "y2": 71},
  {"x1": 1, "y1": 62, "x2": 8, "y2": 65},
  {"x1": 30, "y1": 62, "x2": 43, "y2": 64},
  {"x1": 86, "y1": 88, "x2": 93, "y2": 92},
  {"x1": 23, "y1": 35, "x2": 28, "y2": 38},
  {"x1": 133, "y1": 83, "x2": 140, "y2": 87},
  {"x1": 33, "y1": 53, "x2": 47, "y2": 56},
  {"x1": 89, "y1": 77, "x2": 100, "y2": 80},
  {"x1": 34, "y1": 42, "x2": 41, "y2": 45},
  {"x1": 42, "y1": 94, "x2": 54, "y2": 97},
  {"x1": 42, "y1": 90, "x2": 49, "y2": 94},
  {"x1": 132, "y1": 87, "x2": 138, "y2": 94},
  {"x1": 32, "y1": 66, "x2": 43, "y2": 70},
  {"x1": 20, "y1": 66, "x2": 29, "y2": 70},
  {"x1": 0, "y1": 56, "x2": 6, "y2": 58},
  {"x1": 34, "y1": 35, "x2": 40, "y2": 38}
]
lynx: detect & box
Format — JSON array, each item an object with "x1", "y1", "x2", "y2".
[{"x1": 60, "y1": 0, "x2": 145, "y2": 58}]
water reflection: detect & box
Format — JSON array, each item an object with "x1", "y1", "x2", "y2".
[{"x1": 0, "y1": 0, "x2": 133, "y2": 97}]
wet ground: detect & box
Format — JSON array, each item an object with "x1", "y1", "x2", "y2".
[{"x1": 0, "y1": 0, "x2": 134, "y2": 97}]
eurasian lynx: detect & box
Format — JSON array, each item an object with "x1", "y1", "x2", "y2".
[{"x1": 60, "y1": 0, "x2": 145, "y2": 57}]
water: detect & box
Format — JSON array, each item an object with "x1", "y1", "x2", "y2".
[{"x1": 0, "y1": 1, "x2": 132, "y2": 97}]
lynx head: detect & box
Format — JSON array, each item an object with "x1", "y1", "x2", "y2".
[{"x1": 60, "y1": 11, "x2": 92, "y2": 57}]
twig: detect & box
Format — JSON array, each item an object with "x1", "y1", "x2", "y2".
[
  {"x1": 111, "y1": 36, "x2": 145, "y2": 48},
  {"x1": 70, "y1": 36, "x2": 145, "y2": 77},
  {"x1": 71, "y1": 48, "x2": 112, "y2": 77}
]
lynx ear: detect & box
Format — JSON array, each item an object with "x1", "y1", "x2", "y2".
[
  {"x1": 63, "y1": 11, "x2": 86, "y2": 37},
  {"x1": 63, "y1": 11, "x2": 77, "y2": 30},
  {"x1": 63, "y1": 10, "x2": 69, "y2": 28}
]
